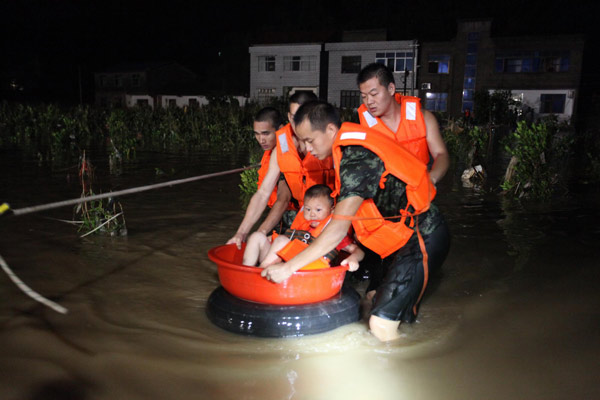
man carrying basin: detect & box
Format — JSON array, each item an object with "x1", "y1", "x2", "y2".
[{"x1": 262, "y1": 101, "x2": 450, "y2": 342}]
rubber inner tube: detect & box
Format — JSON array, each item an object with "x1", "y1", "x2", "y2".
[{"x1": 206, "y1": 285, "x2": 361, "y2": 337}]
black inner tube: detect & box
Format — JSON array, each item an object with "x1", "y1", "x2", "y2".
[{"x1": 206, "y1": 285, "x2": 361, "y2": 337}]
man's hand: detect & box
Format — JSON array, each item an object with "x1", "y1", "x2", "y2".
[
  {"x1": 261, "y1": 262, "x2": 294, "y2": 283},
  {"x1": 226, "y1": 232, "x2": 246, "y2": 250},
  {"x1": 341, "y1": 256, "x2": 360, "y2": 272}
]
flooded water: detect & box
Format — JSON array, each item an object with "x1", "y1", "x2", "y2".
[{"x1": 1, "y1": 150, "x2": 599, "y2": 400}]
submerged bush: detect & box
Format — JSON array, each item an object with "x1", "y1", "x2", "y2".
[{"x1": 501, "y1": 120, "x2": 574, "y2": 200}]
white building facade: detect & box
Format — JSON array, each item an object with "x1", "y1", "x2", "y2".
[
  {"x1": 249, "y1": 43, "x2": 322, "y2": 102},
  {"x1": 325, "y1": 40, "x2": 419, "y2": 108}
]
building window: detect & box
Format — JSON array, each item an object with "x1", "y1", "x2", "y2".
[
  {"x1": 99, "y1": 75, "x2": 107, "y2": 87},
  {"x1": 340, "y1": 90, "x2": 361, "y2": 109},
  {"x1": 114, "y1": 75, "x2": 123, "y2": 87},
  {"x1": 258, "y1": 56, "x2": 276, "y2": 72},
  {"x1": 424, "y1": 92, "x2": 448, "y2": 112},
  {"x1": 495, "y1": 51, "x2": 570, "y2": 73},
  {"x1": 188, "y1": 98, "x2": 199, "y2": 107},
  {"x1": 167, "y1": 99, "x2": 177, "y2": 107},
  {"x1": 131, "y1": 74, "x2": 140, "y2": 87},
  {"x1": 283, "y1": 56, "x2": 317, "y2": 72},
  {"x1": 540, "y1": 94, "x2": 566, "y2": 114},
  {"x1": 427, "y1": 55, "x2": 450, "y2": 74},
  {"x1": 375, "y1": 52, "x2": 414, "y2": 72},
  {"x1": 136, "y1": 99, "x2": 149, "y2": 106},
  {"x1": 341, "y1": 56, "x2": 361, "y2": 74}
]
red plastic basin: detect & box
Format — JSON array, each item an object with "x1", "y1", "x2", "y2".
[{"x1": 207, "y1": 244, "x2": 348, "y2": 305}]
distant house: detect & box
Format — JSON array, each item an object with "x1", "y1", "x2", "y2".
[
  {"x1": 248, "y1": 43, "x2": 323, "y2": 102},
  {"x1": 95, "y1": 61, "x2": 237, "y2": 108},
  {"x1": 418, "y1": 19, "x2": 584, "y2": 121}
]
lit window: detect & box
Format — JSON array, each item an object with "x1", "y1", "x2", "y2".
[
  {"x1": 427, "y1": 55, "x2": 450, "y2": 74},
  {"x1": 424, "y1": 92, "x2": 448, "y2": 112}
]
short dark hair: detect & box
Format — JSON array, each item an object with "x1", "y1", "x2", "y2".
[
  {"x1": 304, "y1": 184, "x2": 334, "y2": 206},
  {"x1": 289, "y1": 91, "x2": 318, "y2": 106},
  {"x1": 254, "y1": 107, "x2": 283, "y2": 130},
  {"x1": 357, "y1": 63, "x2": 395, "y2": 88},
  {"x1": 293, "y1": 100, "x2": 341, "y2": 133}
]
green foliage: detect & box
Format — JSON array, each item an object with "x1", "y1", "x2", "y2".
[
  {"x1": 442, "y1": 119, "x2": 489, "y2": 166},
  {"x1": 501, "y1": 121, "x2": 574, "y2": 200},
  {"x1": 473, "y1": 89, "x2": 520, "y2": 126},
  {"x1": 0, "y1": 99, "x2": 268, "y2": 165},
  {"x1": 238, "y1": 149, "x2": 262, "y2": 209}
]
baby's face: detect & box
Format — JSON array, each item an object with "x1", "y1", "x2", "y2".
[{"x1": 303, "y1": 195, "x2": 333, "y2": 228}]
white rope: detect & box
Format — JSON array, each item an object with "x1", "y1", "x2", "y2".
[
  {"x1": 8, "y1": 164, "x2": 259, "y2": 217},
  {"x1": 0, "y1": 254, "x2": 68, "y2": 314}
]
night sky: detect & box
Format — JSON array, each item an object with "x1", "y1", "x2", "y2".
[{"x1": 1, "y1": 0, "x2": 598, "y2": 103}]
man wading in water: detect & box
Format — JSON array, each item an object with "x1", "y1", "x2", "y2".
[{"x1": 262, "y1": 101, "x2": 450, "y2": 342}]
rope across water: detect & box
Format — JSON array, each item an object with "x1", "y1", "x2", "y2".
[{"x1": 0, "y1": 164, "x2": 259, "y2": 314}]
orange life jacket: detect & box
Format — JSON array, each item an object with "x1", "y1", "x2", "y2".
[
  {"x1": 276, "y1": 124, "x2": 336, "y2": 206},
  {"x1": 358, "y1": 93, "x2": 430, "y2": 165},
  {"x1": 257, "y1": 150, "x2": 278, "y2": 208},
  {"x1": 331, "y1": 122, "x2": 436, "y2": 258},
  {"x1": 276, "y1": 213, "x2": 335, "y2": 270}
]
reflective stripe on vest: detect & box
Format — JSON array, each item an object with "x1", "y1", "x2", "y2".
[
  {"x1": 357, "y1": 93, "x2": 430, "y2": 164},
  {"x1": 275, "y1": 123, "x2": 336, "y2": 205}
]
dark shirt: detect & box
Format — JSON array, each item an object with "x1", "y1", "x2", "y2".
[{"x1": 338, "y1": 145, "x2": 441, "y2": 235}]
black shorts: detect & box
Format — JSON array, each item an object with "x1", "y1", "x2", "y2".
[{"x1": 370, "y1": 215, "x2": 450, "y2": 322}]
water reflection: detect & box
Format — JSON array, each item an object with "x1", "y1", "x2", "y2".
[{"x1": 1, "y1": 151, "x2": 599, "y2": 399}]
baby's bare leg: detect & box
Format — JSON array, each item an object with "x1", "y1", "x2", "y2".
[
  {"x1": 243, "y1": 232, "x2": 270, "y2": 266},
  {"x1": 259, "y1": 236, "x2": 291, "y2": 267}
]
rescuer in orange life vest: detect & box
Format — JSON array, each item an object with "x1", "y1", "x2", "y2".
[
  {"x1": 262, "y1": 101, "x2": 451, "y2": 342},
  {"x1": 356, "y1": 62, "x2": 449, "y2": 184},
  {"x1": 355, "y1": 62, "x2": 451, "y2": 298},
  {"x1": 226, "y1": 92, "x2": 336, "y2": 249}
]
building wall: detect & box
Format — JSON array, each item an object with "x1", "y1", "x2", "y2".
[
  {"x1": 418, "y1": 20, "x2": 584, "y2": 120},
  {"x1": 249, "y1": 44, "x2": 322, "y2": 102},
  {"x1": 325, "y1": 40, "x2": 418, "y2": 108}
]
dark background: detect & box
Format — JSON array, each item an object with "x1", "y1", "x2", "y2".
[{"x1": 1, "y1": 0, "x2": 599, "y2": 104}]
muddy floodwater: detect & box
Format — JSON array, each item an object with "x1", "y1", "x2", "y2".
[{"x1": 1, "y1": 150, "x2": 599, "y2": 400}]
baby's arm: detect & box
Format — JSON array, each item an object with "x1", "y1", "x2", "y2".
[
  {"x1": 340, "y1": 243, "x2": 364, "y2": 272},
  {"x1": 259, "y1": 235, "x2": 291, "y2": 267}
]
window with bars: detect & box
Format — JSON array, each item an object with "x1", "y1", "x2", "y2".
[{"x1": 340, "y1": 90, "x2": 361, "y2": 109}]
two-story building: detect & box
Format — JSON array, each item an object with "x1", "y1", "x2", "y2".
[{"x1": 248, "y1": 43, "x2": 323, "y2": 102}]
